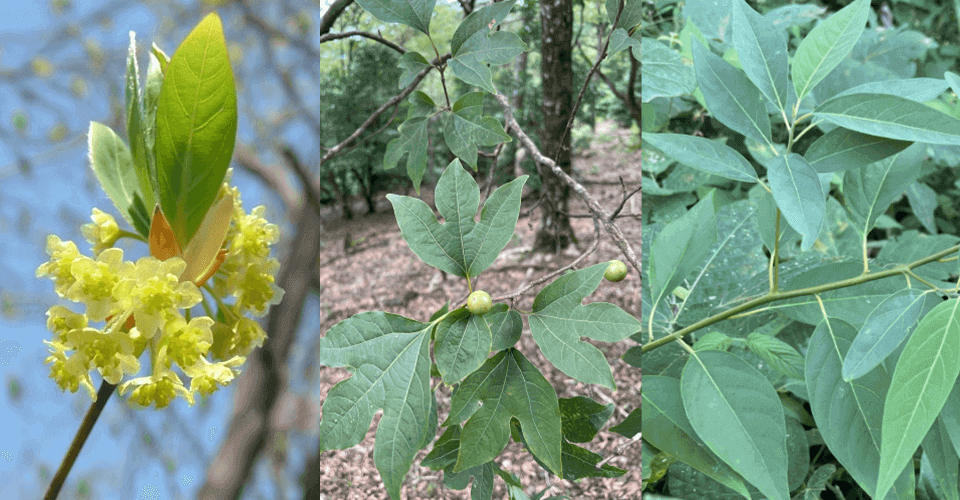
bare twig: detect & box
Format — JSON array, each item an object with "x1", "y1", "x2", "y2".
[{"x1": 494, "y1": 93, "x2": 640, "y2": 275}]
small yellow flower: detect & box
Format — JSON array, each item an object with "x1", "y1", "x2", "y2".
[
  {"x1": 36, "y1": 235, "x2": 82, "y2": 297},
  {"x1": 44, "y1": 340, "x2": 97, "y2": 401},
  {"x1": 162, "y1": 315, "x2": 214, "y2": 369},
  {"x1": 65, "y1": 247, "x2": 128, "y2": 321},
  {"x1": 114, "y1": 257, "x2": 201, "y2": 339},
  {"x1": 81, "y1": 208, "x2": 120, "y2": 253}
]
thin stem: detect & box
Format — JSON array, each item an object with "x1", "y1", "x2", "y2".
[
  {"x1": 44, "y1": 380, "x2": 116, "y2": 500},
  {"x1": 773, "y1": 209, "x2": 780, "y2": 292},
  {"x1": 642, "y1": 244, "x2": 960, "y2": 353}
]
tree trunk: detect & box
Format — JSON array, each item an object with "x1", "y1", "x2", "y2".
[{"x1": 534, "y1": 0, "x2": 576, "y2": 252}]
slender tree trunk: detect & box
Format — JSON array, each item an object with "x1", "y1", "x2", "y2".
[{"x1": 534, "y1": 0, "x2": 576, "y2": 252}]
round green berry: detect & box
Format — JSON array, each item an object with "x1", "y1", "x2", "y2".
[
  {"x1": 467, "y1": 290, "x2": 493, "y2": 315},
  {"x1": 604, "y1": 260, "x2": 628, "y2": 282}
]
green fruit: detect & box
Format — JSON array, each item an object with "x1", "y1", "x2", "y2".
[
  {"x1": 604, "y1": 260, "x2": 628, "y2": 282},
  {"x1": 467, "y1": 290, "x2": 493, "y2": 315}
]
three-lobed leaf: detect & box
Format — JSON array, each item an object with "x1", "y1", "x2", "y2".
[
  {"x1": 528, "y1": 263, "x2": 641, "y2": 389},
  {"x1": 387, "y1": 160, "x2": 526, "y2": 278},
  {"x1": 442, "y1": 93, "x2": 511, "y2": 170},
  {"x1": 154, "y1": 12, "x2": 237, "y2": 248},
  {"x1": 444, "y1": 348, "x2": 562, "y2": 476}
]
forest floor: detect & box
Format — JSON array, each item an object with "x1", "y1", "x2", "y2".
[{"x1": 288, "y1": 120, "x2": 640, "y2": 499}]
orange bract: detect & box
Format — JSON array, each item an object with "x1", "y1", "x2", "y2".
[{"x1": 148, "y1": 193, "x2": 233, "y2": 286}]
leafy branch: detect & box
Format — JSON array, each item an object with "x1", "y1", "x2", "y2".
[{"x1": 643, "y1": 244, "x2": 960, "y2": 353}]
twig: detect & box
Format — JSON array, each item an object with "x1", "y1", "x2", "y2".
[
  {"x1": 44, "y1": 380, "x2": 116, "y2": 500},
  {"x1": 494, "y1": 93, "x2": 640, "y2": 275}
]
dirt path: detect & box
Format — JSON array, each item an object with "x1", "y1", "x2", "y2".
[{"x1": 286, "y1": 121, "x2": 640, "y2": 499}]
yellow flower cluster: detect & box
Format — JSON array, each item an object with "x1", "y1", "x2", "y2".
[{"x1": 36, "y1": 187, "x2": 283, "y2": 408}]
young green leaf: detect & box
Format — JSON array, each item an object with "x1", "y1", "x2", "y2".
[
  {"x1": 155, "y1": 12, "x2": 238, "y2": 248},
  {"x1": 88, "y1": 122, "x2": 151, "y2": 237},
  {"x1": 125, "y1": 31, "x2": 156, "y2": 216},
  {"x1": 387, "y1": 160, "x2": 526, "y2": 278},
  {"x1": 877, "y1": 298, "x2": 960, "y2": 500}
]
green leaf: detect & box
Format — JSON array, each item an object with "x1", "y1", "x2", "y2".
[
  {"x1": 815, "y1": 93, "x2": 960, "y2": 145},
  {"x1": 605, "y1": 0, "x2": 641, "y2": 30},
  {"x1": 450, "y1": 30, "x2": 527, "y2": 93},
  {"x1": 642, "y1": 133, "x2": 759, "y2": 183},
  {"x1": 833, "y1": 78, "x2": 950, "y2": 102},
  {"x1": 642, "y1": 375, "x2": 750, "y2": 498},
  {"x1": 445, "y1": 461, "x2": 495, "y2": 499},
  {"x1": 355, "y1": 0, "x2": 435, "y2": 35},
  {"x1": 745, "y1": 331, "x2": 805, "y2": 380},
  {"x1": 648, "y1": 191, "x2": 718, "y2": 329},
  {"x1": 316, "y1": 311, "x2": 433, "y2": 500},
  {"x1": 150, "y1": 43, "x2": 169, "y2": 74},
  {"x1": 921, "y1": 418, "x2": 960, "y2": 500},
  {"x1": 450, "y1": 0, "x2": 517, "y2": 56},
  {"x1": 804, "y1": 128, "x2": 912, "y2": 173},
  {"x1": 397, "y1": 51, "x2": 431, "y2": 89},
  {"x1": 692, "y1": 39, "x2": 771, "y2": 146},
  {"x1": 512, "y1": 418, "x2": 626, "y2": 480},
  {"x1": 877, "y1": 298, "x2": 960, "y2": 499},
  {"x1": 422, "y1": 425, "x2": 461, "y2": 470},
  {"x1": 484, "y1": 303, "x2": 522, "y2": 351},
  {"x1": 906, "y1": 182, "x2": 939, "y2": 234},
  {"x1": 142, "y1": 50, "x2": 164, "y2": 192},
  {"x1": 731, "y1": 0, "x2": 789, "y2": 113},
  {"x1": 681, "y1": 350, "x2": 790, "y2": 500},
  {"x1": 386, "y1": 160, "x2": 526, "y2": 278},
  {"x1": 154, "y1": 13, "x2": 237, "y2": 247},
  {"x1": 434, "y1": 307, "x2": 492, "y2": 384},
  {"x1": 125, "y1": 32, "x2": 156, "y2": 219},
  {"x1": 384, "y1": 116, "x2": 429, "y2": 194},
  {"x1": 806, "y1": 317, "x2": 915, "y2": 499},
  {"x1": 528, "y1": 263, "x2": 641, "y2": 389},
  {"x1": 877, "y1": 231, "x2": 960, "y2": 283},
  {"x1": 559, "y1": 396, "x2": 614, "y2": 443},
  {"x1": 750, "y1": 184, "x2": 797, "y2": 253},
  {"x1": 442, "y1": 93, "x2": 511, "y2": 169},
  {"x1": 767, "y1": 153, "x2": 824, "y2": 250},
  {"x1": 940, "y1": 381, "x2": 960, "y2": 458},
  {"x1": 843, "y1": 289, "x2": 939, "y2": 382},
  {"x1": 693, "y1": 331, "x2": 734, "y2": 351},
  {"x1": 608, "y1": 28, "x2": 640, "y2": 57},
  {"x1": 641, "y1": 37, "x2": 696, "y2": 103},
  {"x1": 844, "y1": 142, "x2": 925, "y2": 237},
  {"x1": 610, "y1": 407, "x2": 640, "y2": 439},
  {"x1": 444, "y1": 349, "x2": 562, "y2": 476},
  {"x1": 791, "y1": 0, "x2": 869, "y2": 102},
  {"x1": 87, "y1": 122, "x2": 151, "y2": 236}
]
